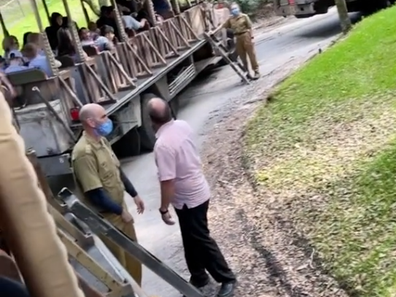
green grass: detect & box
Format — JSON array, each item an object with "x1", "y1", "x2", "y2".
[
  {"x1": 244, "y1": 6, "x2": 396, "y2": 297},
  {"x1": 1, "y1": 0, "x2": 97, "y2": 43}
]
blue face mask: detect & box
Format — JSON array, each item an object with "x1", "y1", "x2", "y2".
[
  {"x1": 95, "y1": 119, "x2": 113, "y2": 136},
  {"x1": 231, "y1": 8, "x2": 240, "y2": 16}
]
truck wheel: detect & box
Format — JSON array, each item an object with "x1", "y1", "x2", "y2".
[
  {"x1": 169, "y1": 96, "x2": 179, "y2": 117},
  {"x1": 112, "y1": 127, "x2": 141, "y2": 158},
  {"x1": 139, "y1": 93, "x2": 157, "y2": 152}
]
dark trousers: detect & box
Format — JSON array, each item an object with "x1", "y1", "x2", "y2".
[{"x1": 175, "y1": 200, "x2": 236, "y2": 285}]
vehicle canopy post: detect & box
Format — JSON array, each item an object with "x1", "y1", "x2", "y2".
[
  {"x1": 29, "y1": 0, "x2": 59, "y2": 77},
  {"x1": 0, "y1": 12, "x2": 9, "y2": 37},
  {"x1": 80, "y1": 0, "x2": 91, "y2": 27},
  {"x1": 40, "y1": 0, "x2": 51, "y2": 24},
  {"x1": 109, "y1": 0, "x2": 128, "y2": 42},
  {"x1": 170, "y1": 0, "x2": 180, "y2": 14},
  {"x1": 61, "y1": 0, "x2": 87, "y2": 63},
  {"x1": 146, "y1": 0, "x2": 158, "y2": 26}
]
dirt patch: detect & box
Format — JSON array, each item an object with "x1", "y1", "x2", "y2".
[{"x1": 199, "y1": 53, "x2": 349, "y2": 296}]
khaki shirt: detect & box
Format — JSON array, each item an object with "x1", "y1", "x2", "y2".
[
  {"x1": 222, "y1": 13, "x2": 252, "y2": 35},
  {"x1": 72, "y1": 132, "x2": 125, "y2": 211}
]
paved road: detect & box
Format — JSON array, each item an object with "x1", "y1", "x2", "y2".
[{"x1": 121, "y1": 9, "x2": 359, "y2": 297}]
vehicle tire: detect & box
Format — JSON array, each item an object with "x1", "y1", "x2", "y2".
[
  {"x1": 169, "y1": 96, "x2": 179, "y2": 118},
  {"x1": 112, "y1": 127, "x2": 141, "y2": 158},
  {"x1": 138, "y1": 93, "x2": 157, "y2": 152}
]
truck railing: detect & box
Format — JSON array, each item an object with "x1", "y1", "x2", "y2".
[{"x1": 10, "y1": 4, "x2": 228, "y2": 128}]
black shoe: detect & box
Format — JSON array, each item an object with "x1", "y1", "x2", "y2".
[{"x1": 217, "y1": 281, "x2": 236, "y2": 297}]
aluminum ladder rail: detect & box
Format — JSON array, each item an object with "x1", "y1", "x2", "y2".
[{"x1": 58, "y1": 188, "x2": 204, "y2": 297}]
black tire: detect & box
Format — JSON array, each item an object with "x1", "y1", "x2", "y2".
[
  {"x1": 112, "y1": 127, "x2": 141, "y2": 158},
  {"x1": 169, "y1": 96, "x2": 179, "y2": 118},
  {"x1": 138, "y1": 93, "x2": 157, "y2": 152}
]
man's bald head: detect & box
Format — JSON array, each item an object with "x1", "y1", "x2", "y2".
[
  {"x1": 79, "y1": 103, "x2": 105, "y2": 123},
  {"x1": 147, "y1": 97, "x2": 172, "y2": 126}
]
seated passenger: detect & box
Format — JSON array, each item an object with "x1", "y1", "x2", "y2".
[
  {"x1": 23, "y1": 43, "x2": 61, "y2": 77},
  {"x1": 62, "y1": 16, "x2": 79, "y2": 30},
  {"x1": 96, "y1": 6, "x2": 120, "y2": 39},
  {"x1": 57, "y1": 28, "x2": 88, "y2": 62},
  {"x1": 22, "y1": 32, "x2": 32, "y2": 47},
  {"x1": 45, "y1": 12, "x2": 63, "y2": 50},
  {"x1": 152, "y1": 0, "x2": 174, "y2": 19},
  {"x1": 26, "y1": 33, "x2": 45, "y2": 56},
  {"x1": 4, "y1": 50, "x2": 28, "y2": 74},
  {"x1": 122, "y1": 14, "x2": 149, "y2": 31},
  {"x1": 95, "y1": 25, "x2": 115, "y2": 52},
  {"x1": 88, "y1": 22, "x2": 100, "y2": 40},
  {"x1": 78, "y1": 27, "x2": 95, "y2": 46},
  {"x1": 2, "y1": 36, "x2": 20, "y2": 60}
]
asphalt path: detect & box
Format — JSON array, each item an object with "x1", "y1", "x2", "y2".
[{"x1": 121, "y1": 9, "x2": 360, "y2": 297}]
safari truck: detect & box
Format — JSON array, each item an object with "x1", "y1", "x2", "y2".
[
  {"x1": 4, "y1": 0, "x2": 233, "y2": 181},
  {"x1": 273, "y1": 0, "x2": 393, "y2": 18}
]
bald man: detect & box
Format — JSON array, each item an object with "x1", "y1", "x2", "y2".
[
  {"x1": 149, "y1": 98, "x2": 236, "y2": 297},
  {"x1": 71, "y1": 103, "x2": 144, "y2": 286}
]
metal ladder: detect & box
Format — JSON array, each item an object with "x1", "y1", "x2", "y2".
[
  {"x1": 58, "y1": 188, "x2": 204, "y2": 297},
  {"x1": 203, "y1": 32, "x2": 250, "y2": 85}
]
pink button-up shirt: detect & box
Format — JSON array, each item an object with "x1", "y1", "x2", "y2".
[{"x1": 154, "y1": 120, "x2": 210, "y2": 210}]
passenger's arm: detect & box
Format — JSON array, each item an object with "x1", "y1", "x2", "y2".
[
  {"x1": 119, "y1": 168, "x2": 138, "y2": 198},
  {"x1": 73, "y1": 155, "x2": 122, "y2": 214},
  {"x1": 155, "y1": 145, "x2": 176, "y2": 211}
]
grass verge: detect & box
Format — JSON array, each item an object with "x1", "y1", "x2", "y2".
[{"x1": 244, "y1": 6, "x2": 396, "y2": 297}]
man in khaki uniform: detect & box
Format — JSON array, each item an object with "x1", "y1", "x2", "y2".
[
  {"x1": 222, "y1": 3, "x2": 260, "y2": 80},
  {"x1": 72, "y1": 103, "x2": 145, "y2": 286}
]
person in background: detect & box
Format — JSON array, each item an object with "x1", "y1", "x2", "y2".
[
  {"x1": 23, "y1": 43, "x2": 61, "y2": 77},
  {"x1": 148, "y1": 97, "x2": 237, "y2": 297},
  {"x1": 122, "y1": 14, "x2": 149, "y2": 31},
  {"x1": 152, "y1": 0, "x2": 174, "y2": 19},
  {"x1": 2, "y1": 36, "x2": 20, "y2": 60},
  {"x1": 88, "y1": 22, "x2": 100, "y2": 40},
  {"x1": 96, "y1": 6, "x2": 120, "y2": 40},
  {"x1": 57, "y1": 27, "x2": 88, "y2": 62},
  {"x1": 22, "y1": 32, "x2": 32, "y2": 47},
  {"x1": 26, "y1": 33, "x2": 45, "y2": 56},
  {"x1": 95, "y1": 25, "x2": 115, "y2": 52},
  {"x1": 78, "y1": 27, "x2": 95, "y2": 46},
  {"x1": 221, "y1": 2, "x2": 260, "y2": 80},
  {"x1": 72, "y1": 103, "x2": 145, "y2": 287},
  {"x1": 4, "y1": 50, "x2": 28, "y2": 74},
  {"x1": 45, "y1": 12, "x2": 63, "y2": 50}
]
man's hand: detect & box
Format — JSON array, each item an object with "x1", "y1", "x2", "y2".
[
  {"x1": 121, "y1": 209, "x2": 133, "y2": 223},
  {"x1": 160, "y1": 209, "x2": 175, "y2": 225},
  {"x1": 133, "y1": 195, "x2": 145, "y2": 214}
]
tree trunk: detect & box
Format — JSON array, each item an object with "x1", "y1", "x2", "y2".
[{"x1": 335, "y1": 0, "x2": 352, "y2": 34}]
